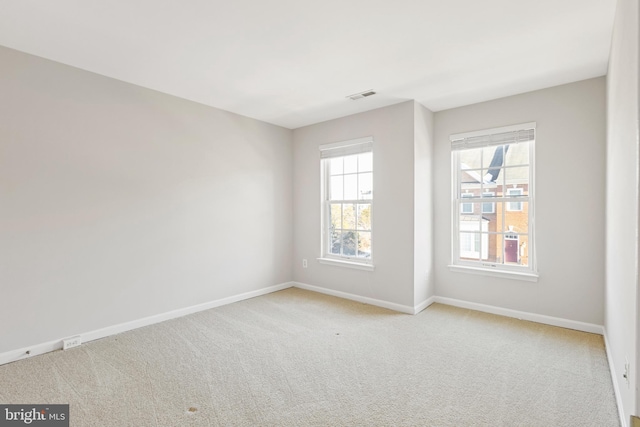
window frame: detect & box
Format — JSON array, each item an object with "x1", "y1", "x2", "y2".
[
  {"x1": 449, "y1": 123, "x2": 537, "y2": 281},
  {"x1": 318, "y1": 137, "x2": 374, "y2": 271}
]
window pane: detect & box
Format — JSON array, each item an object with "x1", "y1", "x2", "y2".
[
  {"x1": 460, "y1": 232, "x2": 480, "y2": 260},
  {"x1": 504, "y1": 202, "x2": 528, "y2": 232},
  {"x1": 358, "y1": 152, "x2": 372, "y2": 172},
  {"x1": 342, "y1": 204, "x2": 356, "y2": 229},
  {"x1": 460, "y1": 199, "x2": 479, "y2": 216},
  {"x1": 483, "y1": 166, "x2": 505, "y2": 184},
  {"x1": 461, "y1": 202, "x2": 473, "y2": 214},
  {"x1": 480, "y1": 145, "x2": 508, "y2": 183},
  {"x1": 504, "y1": 234, "x2": 521, "y2": 265},
  {"x1": 460, "y1": 232, "x2": 474, "y2": 252},
  {"x1": 344, "y1": 155, "x2": 358, "y2": 174},
  {"x1": 342, "y1": 231, "x2": 356, "y2": 256},
  {"x1": 504, "y1": 141, "x2": 529, "y2": 167},
  {"x1": 357, "y1": 204, "x2": 371, "y2": 230},
  {"x1": 460, "y1": 180, "x2": 481, "y2": 197},
  {"x1": 330, "y1": 204, "x2": 342, "y2": 230},
  {"x1": 459, "y1": 214, "x2": 489, "y2": 261},
  {"x1": 460, "y1": 218, "x2": 480, "y2": 232},
  {"x1": 482, "y1": 145, "x2": 508, "y2": 171},
  {"x1": 459, "y1": 149, "x2": 481, "y2": 170},
  {"x1": 482, "y1": 182, "x2": 499, "y2": 195},
  {"x1": 358, "y1": 172, "x2": 372, "y2": 200},
  {"x1": 504, "y1": 167, "x2": 529, "y2": 192},
  {"x1": 506, "y1": 190, "x2": 526, "y2": 212},
  {"x1": 330, "y1": 157, "x2": 343, "y2": 175},
  {"x1": 485, "y1": 233, "x2": 503, "y2": 264},
  {"x1": 358, "y1": 231, "x2": 372, "y2": 258},
  {"x1": 344, "y1": 174, "x2": 357, "y2": 200},
  {"x1": 330, "y1": 231, "x2": 341, "y2": 255},
  {"x1": 518, "y1": 235, "x2": 530, "y2": 267},
  {"x1": 330, "y1": 176, "x2": 343, "y2": 200},
  {"x1": 481, "y1": 146, "x2": 495, "y2": 170},
  {"x1": 480, "y1": 232, "x2": 489, "y2": 260},
  {"x1": 460, "y1": 169, "x2": 483, "y2": 192}
]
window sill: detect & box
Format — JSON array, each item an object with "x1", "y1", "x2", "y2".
[
  {"x1": 317, "y1": 258, "x2": 374, "y2": 271},
  {"x1": 448, "y1": 264, "x2": 538, "y2": 282}
]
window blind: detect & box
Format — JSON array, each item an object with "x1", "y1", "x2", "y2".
[
  {"x1": 450, "y1": 122, "x2": 535, "y2": 151},
  {"x1": 319, "y1": 136, "x2": 373, "y2": 159}
]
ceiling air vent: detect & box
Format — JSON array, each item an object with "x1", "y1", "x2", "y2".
[{"x1": 346, "y1": 90, "x2": 376, "y2": 101}]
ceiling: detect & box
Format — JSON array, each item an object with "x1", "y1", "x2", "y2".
[{"x1": 0, "y1": 0, "x2": 617, "y2": 129}]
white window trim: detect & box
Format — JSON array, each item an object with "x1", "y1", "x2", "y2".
[
  {"x1": 450, "y1": 123, "x2": 537, "y2": 279},
  {"x1": 317, "y1": 257, "x2": 375, "y2": 271},
  {"x1": 451, "y1": 122, "x2": 536, "y2": 142},
  {"x1": 448, "y1": 264, "x2": 538, "y2": 282},
  {"x1": 319, "y1": 137, "x2": 374, "y2": 269}
]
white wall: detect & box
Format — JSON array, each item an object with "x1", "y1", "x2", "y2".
[
  {"x1": 433, "y1": 78, "x2": 606, "y2": 325},
  {"x1": 0, "y1": 46, "x2": 293, "y2": 354},
  {"x1": 605, "y1": 0, "x2": 639, "y2": 420},
  {"x1": 292, "y1": 101, "x2": 434, "y2": 309},
  {"x1": 414, "y1": 103, "x2": 435, "y2": 305}
]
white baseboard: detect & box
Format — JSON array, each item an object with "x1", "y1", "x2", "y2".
[
  {"x1": 434, "y1": 296, "x2": 604, "y2": 335},
  {"x1": 1, "y1": 282, "x2": 609, "y2": 371},
  {"x1": 0, "y1": 282, "x2": 294, "y2": 366},
  {"x1": 414, "y1": 296, "x2": 436, "y2": 314},
  {"x1": 0, "y1": 340, "x2": 64, "y2": 368},
  {"x1": 603, "y1": 329, "x2": 628, "y2": 427},
  {"x1": 293, "y1": 281, "x2": 433, "y2": 315}
]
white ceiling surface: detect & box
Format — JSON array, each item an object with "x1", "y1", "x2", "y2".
[{"x1": 0, "y1": 1, "x2": 616, "y2": 129}]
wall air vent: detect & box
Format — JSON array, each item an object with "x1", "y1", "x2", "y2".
[{"x1": 346, "y1": 90, "x2": 376, "y2": 100}]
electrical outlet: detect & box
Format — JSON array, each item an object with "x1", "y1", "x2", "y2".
[
  {"x1": 63, "y1": 336, "x2": 82, "y2": 350},
  {"x1": 302, "y1": 259, "x2": 308, "y2": 268}
]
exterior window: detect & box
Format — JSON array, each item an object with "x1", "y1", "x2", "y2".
[
  {"x1": 482, "y1": 192, "x2": 495, "y2": 214},
  {"x1": 319, "y1": 137, "x2": 373, "y2": 267},
  {"x1": 461, "y1": 193, "x2": 473, "y2": 213},
  {"x1": 507, "y1": 188, "x2": 523, "y2": 211},
  {"x1": 450, "y1": 123, "x2": 536, "y2": 277}
]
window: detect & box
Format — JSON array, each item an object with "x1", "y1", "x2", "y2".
[
  {"x1": 506, "y1": 188, "x2": 523, "y2": 211},
  {"x1": 461, "y1": 192, "x2": 473, "y2": 213},
  {"x1": 319, "y1": 137, "x2": 373, "y2": 270},
  {"x1": 450, "y1": 123, "x2": 536, "y2": 279},
  {"x1": 482, "y1": 192, "x2": 495, "y2": 214}
]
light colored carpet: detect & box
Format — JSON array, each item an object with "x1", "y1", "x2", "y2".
[{"x1": 0, "y1": 288, "x2": 620, "y2": 426}]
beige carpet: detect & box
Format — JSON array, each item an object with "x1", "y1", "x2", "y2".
[{"x1": 0, "y1": 288, "x2": 620, "y2": 426}]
